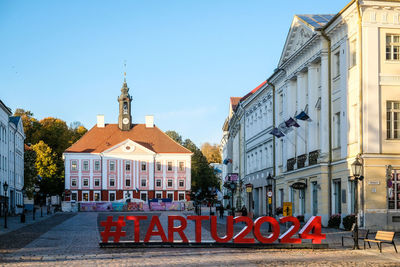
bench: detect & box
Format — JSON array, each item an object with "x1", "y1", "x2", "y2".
[
  {"x1": 363, "y1": 231, "x2": 397, "y2": 253},
  {"x1": 341, "y1": 226, "x2": 370, "y2": 248}
]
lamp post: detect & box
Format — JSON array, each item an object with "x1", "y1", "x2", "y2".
[
  {"x1": 33, "y1": 185, "x2": 40, "y2": 221},
  {"x1": 3, "y1": 182, "x2": 8, "y2": 229},
  {"x1": 21, "y1": 189, "x2": 26, "y2": 223},
  {"x1": 266, "y1": 174, "x2": 274, "y2": 217},
  {"x1": 40, "y1": 193, "x2": 43, "y2": 217},
  {"x1": 350, "y1": 155, "x2": 363, "y2": 250},
  {"x1": 229, "y1": 182, "x2": 236, "y2": 216}
]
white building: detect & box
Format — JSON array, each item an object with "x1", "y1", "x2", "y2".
[
  {"x1": 223, "y1": 0, "x2": 400, "y2": 230},
  {"x1": 0, "y1": 100, "x2": 25, "y2": 215}
]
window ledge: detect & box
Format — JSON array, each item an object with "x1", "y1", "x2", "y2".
[{"x1": 384, "y1": 60, "x2": 400, "y2": 64}]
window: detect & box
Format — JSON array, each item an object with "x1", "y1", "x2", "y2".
[
  {"x1": 156, "y1": 161, "x2": 162, "y2": 171},
  {"x1": 94, "y1": 192, "x2": 100, "y2": 201},
  {"x1": 179, "y1": 161, "x2": 185, "y2": 171},
  {"x1": 71, "y1": 161, "x2": 77, "y2": 171},
  {"x1": 333, "y1": 112, "x2": 341, "y2": 148},
  {"x1": 109, "y1": 178, "x2": 115, "y2": 187},
  {"x1": 71, "y1": 179, "x2": 77, "y2": 187},
  {"x1": 156, "y1": 192, "x2": 162, "y2": 199},
  {"x1": 94, "y1": 161, "x2": 100, "y2": 171},
  {"x1": 71, "y1": 192, "x2": 77, "y2": 201},
  {"x1": 125, "y1": 162, "x2": 131, "y2": 171},
  {"x1": 167, "y1": 193, "x2": 173, "y2": 200},
  {"x1": 389, "y1": 170, "x2": 400, "y2": 210},
  {"x1": 83, "y1": 160, "x2": 89, "y2": 171},
  {"x1": 334, "y1": 51, "x2": 340, "y2": 77},
  {"x1": 141, "y1": 179, "x2": 147, "y2": 187},
  {"x1": 140, "y1": 193, "x2": 147, "y2": 202},
  {"x1": 109, "y1": 192, "x2": 115, "y2": 201},
  {"x1": 126, "y1": 179, "x2": 131, "y2": 187},
  {"x1": 168, "y1": 179, "x2": 173, "y2": 187},
  {"x1": 387, "y1": 101, "x2": 400, "y2": 139},
  {"x1": 386, "y1": 34, "x2": 400, "y2": 60},
  {"x1": 178, "y1": 193, "x2": 185, "y2": 201},
  {"x1": 350, "y1": 39, "x2": 357, "y2": 67},
  {"x1": 83, "y1": 192, "x2": 89, "y2": 202},
  {"x1": 110, "y1": 161, "x2": 115, "y2": 171},
  {"x1": 179, "y1": 180, "x2": 184, "y2": 187},
  {"x1": 141, "y1": 162, "x2": 146, "y2": 171},
  {"x1": 156, "y1": 179, "x2": 161, "y2": 187},
  {"x1": 83, "y1": 178, "x2": 89, "y2": 187},
  {"x1": 167, "y1": 161, "x2": 173, "y2": 171},
  {"x1": 94, "y1": 179, "x2": 100, "y2": 187},
  {"x1": 279, "y1": 189, "x2": 284, "y2": 208}
]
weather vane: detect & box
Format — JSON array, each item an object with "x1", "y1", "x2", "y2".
[{"x1": 123, "y1": 60, "x2": 127, "y2": 82}]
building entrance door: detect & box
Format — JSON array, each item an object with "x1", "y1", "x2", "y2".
[
  {"x1": 333, "y1": 180, "x2": 342, "y2": 214},
  {"x1": 312, "y1": 182, "x2": 318, "y2": 215},
  {"x1": 299, "y1": 189, "x2": 305, "y2": 215}
]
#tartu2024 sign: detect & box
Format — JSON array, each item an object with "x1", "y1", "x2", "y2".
[{"x1": 100, "y1": 215, "x2": 326, "y2": 244}]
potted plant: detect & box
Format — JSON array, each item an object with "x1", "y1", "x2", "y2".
[
  {"x1": 342, "y1": 214, "x2": 356, "y2": 231},
  {"x1": 328, "y1": 214, "x2": 341, "y2": 228}
]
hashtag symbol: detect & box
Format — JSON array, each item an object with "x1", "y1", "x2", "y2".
[{"x1": 100, "y1": 216, "x2": 126, "y2": 243}]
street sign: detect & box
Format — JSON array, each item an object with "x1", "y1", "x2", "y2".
[
  {"x1": 267, "y1": 191, "x2": 273, "y2": 197},
  {"x1": 283, "y1": 202, "x2": 292, "y2": 216}
]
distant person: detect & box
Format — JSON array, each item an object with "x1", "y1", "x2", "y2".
[
  {"x1": 219, "y1": 205, "x2": 224, "y2": 218},
  {"x1": 241, "y1": 206, "x2": 248, "y2": 217}
]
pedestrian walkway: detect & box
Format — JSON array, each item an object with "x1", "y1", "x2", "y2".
[{"x1": 0, "y1": 208, "x2": 57, "y2": 236}]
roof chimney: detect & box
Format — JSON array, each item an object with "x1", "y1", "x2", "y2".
[
  {"x1": 145, "y1": 115, "x2": 154, "y2": 128},
  {"x1": 97, "y1": 115, "x2": 105, "y2": 128}
]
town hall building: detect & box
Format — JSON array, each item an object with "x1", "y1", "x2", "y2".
[{"x1": 63, "y1": 79, "x2": 192, "y2": 202}]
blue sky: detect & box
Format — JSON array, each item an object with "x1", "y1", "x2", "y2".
[{"x1": 0, "y1": 0, "x2": 348, "y2": 146}]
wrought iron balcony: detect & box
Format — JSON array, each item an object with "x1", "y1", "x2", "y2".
[
  {"x1": 287, "y1": 158, "x2": 296, "y2": 171},
  {"x1": 308, "y1": 150, "x2": 320, "y2": 166},
  {"x1": 297, "y1": 154, "x2": 307, "y2": 169}
]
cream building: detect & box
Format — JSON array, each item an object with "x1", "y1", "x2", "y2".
[{"x1": 222, "y1": 0, "x2": 400, "y2": 230}]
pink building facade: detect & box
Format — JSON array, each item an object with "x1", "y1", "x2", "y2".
[{"x1": 63, "y1": 80, "x2": 192, "y2": 202}]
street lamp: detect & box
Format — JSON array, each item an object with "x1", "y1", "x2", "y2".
[
  {"x1": 266, "y1": 173, "x2": 274, "y2": 217},
  {"x1": 229, "y1": 182, "x2": 236, "y2": 216},
  {"x1": 39, "y1": 192, "x2": 43, "y2": 217},
  {"x1": 3, "y1": 182, "x2": 8, "y2": 229},
  {"x1": 350, "y1": 155, "x2": 364, "y2": 250}
]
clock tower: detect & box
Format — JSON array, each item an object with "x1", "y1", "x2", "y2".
[{"x1": 118, "y1": 77, "x2": 132, "y2": 131}]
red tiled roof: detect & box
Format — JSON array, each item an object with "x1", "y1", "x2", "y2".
[
  {"x1": 241, "y1": 80, "x2": 267, "y2": 102},
  {"x1": 230, "y1": 97, "x2": 241, "y2": 111},
  {"x1": 64, "y1": 124, "x2": 192, "y2": 154}
]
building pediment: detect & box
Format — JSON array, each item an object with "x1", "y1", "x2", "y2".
[
  {"x1": 103, "y1": 139, "x2": 156, "y2": 155},
  {"x1": 278, "y1": 15, "x2": 334, "y2": 67}
]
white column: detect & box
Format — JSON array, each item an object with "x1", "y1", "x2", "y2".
[
  {"x1": 308, "y1": 64, "x2": 319, "y2": 152},
  {"x1": 102, "y1": 157, "x2": 107, "y2": 190},
  {"x1": 149, "y1": 157, "x2": 155, "y2": 190},
  {"x1": 320, "y1": 53, "x2": 330, "y2": 159},
  {"x1": 296, "y1": 72, "x2": 306, "y2": 156}
]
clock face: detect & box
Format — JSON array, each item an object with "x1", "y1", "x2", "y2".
[{"x1": 123, "y1": 118, "x2": 129, "y2": 124}]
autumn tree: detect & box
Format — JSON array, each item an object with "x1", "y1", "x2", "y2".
[
  {"x1": 166, "y1": 130, "x2": 219, "y2": 200},
  {"x1": 23, "y1": 147, "x2": 38, "y2": 198},
  {"x1": 201, "y1": 142, "x2": 221, "y2": 163}
]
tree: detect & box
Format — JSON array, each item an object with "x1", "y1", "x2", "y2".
[
  {"x1": 23, "y1": 147, "x2": 38, "y2": 198},
  {"x1": 14, "y1": 109, "x2": 42, "y2": 145},
  {"x1": 201, "y1": 142, "x2": 221, "y2": 163},
  {"x1": 165, "y1": 130, "x2": 183, "y2": 144},
  {"x1": 31, "y1": 141, "x2": 63, "y2": 195},
  {"x1": 69, "y1": 121, "x2": 88, "y2": 144}
]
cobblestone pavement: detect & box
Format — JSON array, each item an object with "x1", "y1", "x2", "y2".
[{"x1": 0, "y1": 211, "x2": 399, "y2": 266}]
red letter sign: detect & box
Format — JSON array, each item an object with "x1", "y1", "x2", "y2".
[
  {"x1": 233, "y1": 216, "x2": 255, "y2": 243},
  {"x1": 144, "y1": 216, "x2": 167, "y2": 242},
  {"x1": 126, "y1": 215, "x2": 147, "y2": 242},
  {"x1": 298, "y1": 216, "x2": 326, "y2": 244},
  {"x1": 210, "y1": 216, "x2": 233, "y2": 243},
  {"x1": 253, "y1": 216, "x2": 280, "y2": 243},
  {"x1": 187, "y1": 215, "x2": 209, "y2": 243},
  {"x1": 168, "y1": 215, "x2": 188, "y2": 243}
]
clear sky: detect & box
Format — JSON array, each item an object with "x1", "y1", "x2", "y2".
[{"x1": 0, "y1": 0, "x2": 349, "y2": 146}]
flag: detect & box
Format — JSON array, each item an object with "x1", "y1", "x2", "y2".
[
  {"x1": 223, "y1": 158, "x2": 232, "y2": 165},
  {"x1": 135, "y1": 188, "x2": 139, "y2": 192},
  {"x1": 269, "y1": 127, "x2": 285, "y2": 138},
  {"x1": 278, "y1": 122, "x2": 292, "y2": 135},
  {"x1": 295, "y1": 111, "x2": 311, "y2": 121},
  {"x1": 285, "y1": 117, "x2": 300, "y2": 128}
]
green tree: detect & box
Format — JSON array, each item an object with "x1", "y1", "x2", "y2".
[
  {"x1": 201, "y1": 142, "x2": 222, "y2": 163},
  {"x1": 165, "y1": 130, "x2": 183, "y2": 144},
  {"x1": 31, "y1": 141, "x2": 63, "y2": 195},
  {"x1": 14, "y1": 109, "x2": 42, "y2": 145},
  {"x1": 23, "y1": 147, "x2": 38, "y2": 198}
]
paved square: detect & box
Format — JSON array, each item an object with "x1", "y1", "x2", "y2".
[{"x1": 0, "y1": 211, "x2": 399, "y2": 266}]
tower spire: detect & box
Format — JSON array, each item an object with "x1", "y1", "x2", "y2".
[{"x1": 123, "y1": 60, "x2": 127, "y2": 83}]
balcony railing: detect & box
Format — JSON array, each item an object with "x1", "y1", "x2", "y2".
[
  {"x1": 308, "y1": 150, "x2": 319, "y2": 166},
  {"x1": 297, "y1": 154, "x2": 307, "y2": 169},
  {"x1": 287, "y1": 158, "x2": 296, "y2": 171}
]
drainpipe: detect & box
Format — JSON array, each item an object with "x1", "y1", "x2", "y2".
[
  {"x1": 266, "y1": 80, "x2": 276, "y2": 217},
  {"x1": 318, "y1": 29, "x2": 333, "y2": 217},
  {"x1": 356, "y1": 0, "x2": 364, "y2": 227}
]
